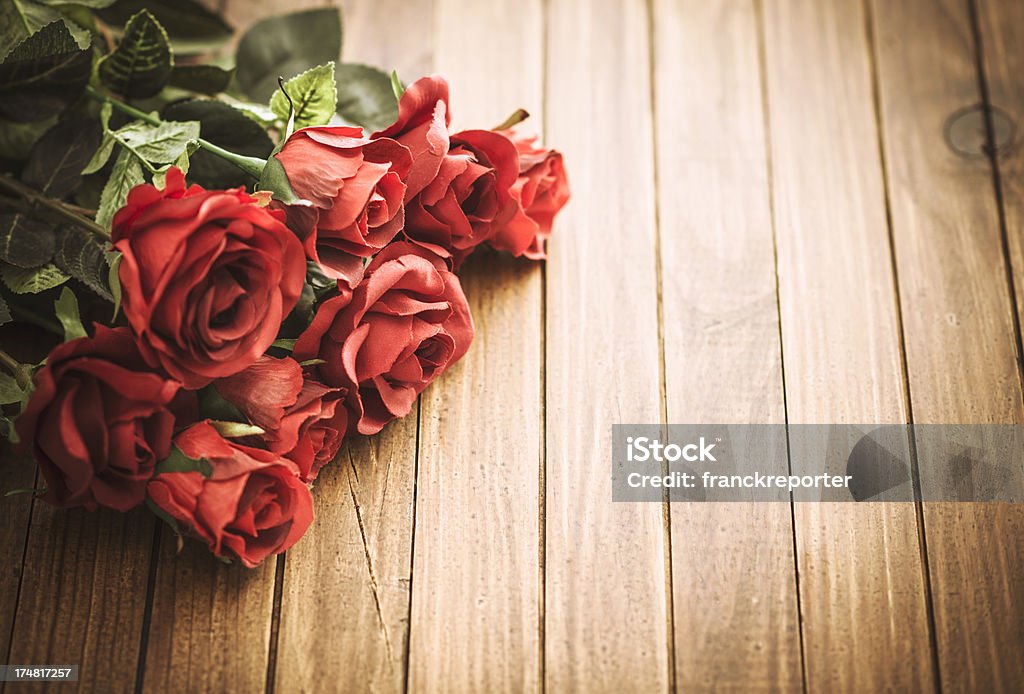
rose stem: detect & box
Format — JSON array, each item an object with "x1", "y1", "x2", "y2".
[
  {"x1": 6, "y1": 303, "x2": 63, "y2": 337},
  {"x1": 0, "y1": 174, "x2": 109, "y2": 240},
  {"x1": 0, "y1": 348, "x2": 31, "y2": 389},
  {"x1": 85, "y1": 86, "x2": 268, "y2": 180}
]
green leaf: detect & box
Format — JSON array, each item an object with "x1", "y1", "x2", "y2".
[
  {"x1": 0, "y1": 0, "x2": 63, "y2": 63},
  {"x1": 2, "y1": 262, "x2": 69, "y2": 293},
  {"x1": 22, "y1": 118, "x2": 102, "y2": 198},
  {"x1": 95, "y1": 148, "x2": 143, "y2": 228},
  {"x1": 208, "y1": 420, "x2": 264, "y2": 438},
  {"x1": 0, "y1": 115, "x2": 56, "y2": 161},
  {"x1": 162, "y1": 99, "x2": 272, "y2": 189},
  {"x1": 155, "y1": 444, "x2": 212, "y2": 476},
  {"x1": 0, "y1": 372, "x2": 23, "y2": 405},
  {"x1": 54, "y1": 285, "x2": 85, "y2": 341},
  {"x1": 112, "y1": 118, "x2": 200, "y2": 163},
  {"x1": 53, "y1": 227, "x2": 113, "y2": 301},
  {"x1": 271, "y1": 338, "x2": 296, "y2": 351},
  {"x1": 271, "y1": 62, "x2": 337, "y2": 129},
  {"x1": 0, "y1": 294, "x2": 11, "y2": 326},
  {"x1": 0, "y1": 20, "x2": 91, "y2": 122},
  {"x1": 0, "y1": 213, "x2": 56, "y2": 267},
  {"x1": 336, "y1": 63, "x2": 399, "y2": 132},
  {"x1": 83, "y1": 102, "x2": 115, "y2": 174},
  {"x1": 168, "y1": 63, "x2": 233, "y2": 95},
  {"x1": 98, "y1": 0, "x2": 232, "y2": 55},
  {"x1": 144, "y1": 497, "x2": 182, "y2": 539},
  {"x1": 107, "y1": 251, "x2": 121, "y2": 319},
  {"x1": 151, "y1": 143, "x2": 193, "y2": 188},
  {"x1": 390, "y1": 70, "x2": 404, "y2": 99},
  {"x1": 235, "y1": 8, "x2": 342, "y2": 102},
  {"x1": 97, "y1": 9, "x2": 173, "y2": 99}
]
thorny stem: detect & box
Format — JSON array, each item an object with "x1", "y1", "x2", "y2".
[
  {"x1": 85, "y1": 86, "x2": 268, "y2": 180},
  {"x1": 0, "y1": 174, "x2": 109, "y2": 240},
  {"x1": 0, "y1": 348, "x2": 32, "y2": 390}
]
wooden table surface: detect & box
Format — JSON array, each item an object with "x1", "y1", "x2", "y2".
[{"x1": 3, "y1": 0, "x2": 1024, "y2": 691}]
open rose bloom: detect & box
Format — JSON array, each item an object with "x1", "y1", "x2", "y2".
[{"x1": 11, "y1": 73, "x2": 567, "y2": 568}]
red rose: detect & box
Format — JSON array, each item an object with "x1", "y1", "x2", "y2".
[
  {"x1": 294, "y1": 242, "x2": 474, "y2": 435},
  {"x1": 371, "y1": 75, "x2": 451, "y2": 201},
  {"x1": 489, "y1": 131, "x2": 570, "y2": 259},
  {"x1": 15, "y1": 326, "x2": 190, "y2": 512},
  {"x1": 148, "y1": 421, "x2": 314, "y2": 568},
  {"x1": 274, "y1": 127, "x2": 412, "y2": 284},
  {"x1": 404, "y1": 129, "x2": 519, "y2": 265},
  {"x1": 214, "y1": 356, "x2": 348, "y2": 482},
  {"x1": 112, "y1": 167, "x2": 305, "y2": 389}
]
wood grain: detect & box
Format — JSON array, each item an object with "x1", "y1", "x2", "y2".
[
  {"x1": 543, "y1": 0, "x2": 669, "y2": 691},
  {"x1": 140, "y1": 536, "x2": 275, "y2": 693},
  {"x1": 7, "y1": 506, "x2": 153, "y2": 693},
  {"x1": 652, "y1": 1, "x2": 801, "y2": 690},
  {"x1": 271, "y1": 3, "x2": 428, "y2": 691},
  {"x1": 976, "y1": 0, "x2": 1024, "y2": 350},
  {"x1": 871, "y1": 0, "x2": 1024, "y2": 689},
  {"x1": 274, "y1": 420, "x2": 418, "y2": 693},
  {"x1": 761, "y1": 0, "x2": 935, "y2": 690},
  {"x1": 0, "y1": 456, "x2": 35, "y2": 673},
  {"x1": 405, "y1": 0, "x2": 544, "y2": 690}
]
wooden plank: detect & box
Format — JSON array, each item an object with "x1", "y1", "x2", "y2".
[
  {"x1": 976, "y1": 0, "x2": 1024, "y2": 340},
  {"x1": 7, "y1": 506, "x2": 154, "y2": 692},
  {"x1": 272, "y1": 3, "x2": 427, "y2": 691},
  {"x1": 140, "y1": 538, "x2": 276, "y2": 693},
  {"x1": 406, "y1": 1, "x2": 544, "y2": 691},
  {"x1": 871, "y1": 0, "x2": 1024, "y2": 689},
  {"x1": 761, "y1": 0, "x2": 936, "y2": 690},
  {"x1": 274, "y1": 420, "x2": 418, "y2": 693},
  {"x1": 651, "y1": 1, "x2": 802, "y2": 689},
  {"x1": 543, "y1": 0, "x2": 669, "y2": 691},
  {"x1": 0, "y1": 451, "x2": 36, "y2": 664}
]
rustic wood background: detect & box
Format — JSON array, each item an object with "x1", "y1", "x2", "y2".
[{"x1": 2, "y1": 0, "x2": 1024, "y2": 691}]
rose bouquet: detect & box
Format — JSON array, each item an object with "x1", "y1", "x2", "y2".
[{"x1": 0, "y1": 4, "x2": 568, "y2": 567}]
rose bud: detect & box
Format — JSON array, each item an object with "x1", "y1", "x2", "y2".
[
  {"x1": 112, "y1": 167, "x2": 306, "y2": 389},
  {"x1": 273, "y1": 127, "x2": 413, "y2": 284},
  {"x1": 403, "y1": 129, "x2": 520, "y2": 265},
  {"x1": 294, "y1": 242, "x2": 474, "y2": 435},
  {"x1": 489, "y1": 131, "x2": 570, "y2": 259},
  {"x1": 148, "y1": 421, "x2": 314, "y2": 568},
  {"x1": 371, "y1": 75, "x2": 452, "y2": 200},
  {"x1": 214, "y1": 356, "x2": 349, "y2": 482},
  {"x1": 15, "y1": 326, "x2": 191, "y2": 512}
]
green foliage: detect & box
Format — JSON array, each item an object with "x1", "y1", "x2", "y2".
[
  {"x1": 0, "y1": 295, "x2": 10, "y2": 326},
  {"x1": 162, "y1": 99, "x2": 272, "y2": 188},
  {"x1": 95, "y1": 148, "x2": 143, "y2": 228},
  {"x1": 336, "y1": 63, "x2": 399, "y2": 132},
  {"x1": 107, "y1": 251, "x2": 121, "y2": 319},
  {"x1": 53, "y1": 227, "x2": 113, "y2": 301},
  {"x1": 0, "y1": 116, "x2": 56, "y2": 160},
  {"x1": 235, "y1": 8, "x2": 342, "y2": 102},
  {"x1": 0, "y1": 0, "x2": 92, "y2": 62},
  {"x1": 271, "y1": 62, "x2": 337, "y2": 130},
  {"x1": 54, "y1": 285, "x2": 85, "y2": 341},
  {"x1": 257, "y1": 154, "x2": 304, "y2": 205},
  {"x1": 23, "y1": 119, "x2": 101, "y2": 198},
  {"x1": 98, "y1": 9, "x2": 173, "y2": 99},
  {"x1": 155, "y1": 444, "x2": 212, "y2": 476},
  {"x1": 168, "y1": 63, "x2": 233, "y2": 95},
  {"x1": 0, "y1": 214, "x2": 54, "y2": 268},
  {"x1": 2, "y1": 262, "x2": 69, "y2": 293},
  {"x1": 0, "y1": 20, "x2": 91, "y2": 122},
  {"x1": 98, "y1": 0, "x2": 232, "y2": 55},
  {"x1": 390, "y1": 70, "x2": 404, "y2": 99},
  {"x1": 0, "y1": 372, "x2": 24, "y2": 405}
]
